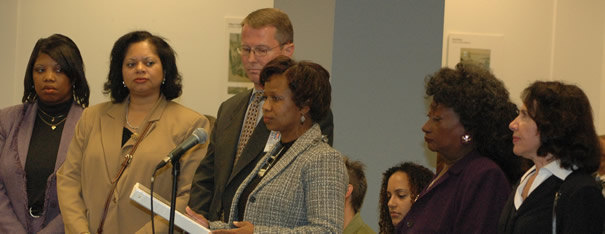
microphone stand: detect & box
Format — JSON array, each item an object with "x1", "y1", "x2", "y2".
[{"x1": 168, "y1": 159, "x2": 181, "y2": 234}]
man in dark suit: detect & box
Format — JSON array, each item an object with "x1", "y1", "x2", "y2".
[{"x1": 187, "y1": 8, "x2": 334, "y2": 222}]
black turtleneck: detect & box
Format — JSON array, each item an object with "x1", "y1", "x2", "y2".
[{"x1": 25, "y1": 99, "x2": 72, "y2": 215}]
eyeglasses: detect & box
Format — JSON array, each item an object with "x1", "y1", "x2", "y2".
[{"x1": 236, "y1": 44, "x2": 283, "y2": 57}]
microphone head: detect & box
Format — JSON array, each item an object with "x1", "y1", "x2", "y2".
[{"x1": 192, "y1": 128, "x2": 208, "y2": 145}]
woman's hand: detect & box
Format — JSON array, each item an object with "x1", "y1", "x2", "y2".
[
  {"x1": 212, "y1": 221, "x2": 253, "y2": 234},
  {"x1": 185, "y1": 206, "x2": 209, "y2": 228}
]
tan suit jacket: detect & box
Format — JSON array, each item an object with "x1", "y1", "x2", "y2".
[{"x1": 57, "y1": 96, "x2": 209, "y2": 233}]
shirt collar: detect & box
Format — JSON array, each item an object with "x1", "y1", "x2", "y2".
[
  {"x1": 519, "y1": 159, "x2": 572, "y2": 182},
  {"x1": 343, "y1": 212, "x2": 364, "y2": 233},
  {"x1": 542, "y1": 159, "x2": 572, "y2": 181}
]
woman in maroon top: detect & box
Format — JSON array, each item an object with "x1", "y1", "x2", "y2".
[{"x1": 397, "y1": 63, "x2": 521, "y2": 233}]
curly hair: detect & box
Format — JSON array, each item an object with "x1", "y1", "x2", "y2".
[
  {"x1": 260, "y1": 57, "x2": 331, "y2": 123},
  {"x1": 522, "y1": 81, "x2": 600, "y2": 173},
  {"x1": 23, "y1": 34, "x2": 90, "y2": 107},
  {"x1": 425, "y1": 62, "x2": 521, "y2": 183},
  {"x1": 103, "y1": 31, "x2": 182, "y2": 103},
  {"x1": 378, "y1": 162, "x2": 434, "y2": 234}
]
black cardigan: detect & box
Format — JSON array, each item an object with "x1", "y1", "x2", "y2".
[{"x1": 498, "y1": 172, "x2": 604, "y2": 234}]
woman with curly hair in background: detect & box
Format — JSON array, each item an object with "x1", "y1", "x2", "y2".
[
  {"x1": 397, "y1": 63, "x2": 521, "y2": 233},
  {"x1": 378, "y1": 162, "x2": 434, "y2": 234}
]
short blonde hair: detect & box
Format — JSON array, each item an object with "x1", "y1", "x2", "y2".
[{"x1": 242, "y1": 8, "x2": 293, "y2": 45}]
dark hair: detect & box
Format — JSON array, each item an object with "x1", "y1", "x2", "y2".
[
  {"x1": 23, "y1": 34, "x2": 90, "y2": 107},
  {"x1": 599, "y1": 135, "x2": 605, "y2": 175},
  {"x1": 103, "y1": 31, "x2": 182, "y2": 102},
  {"x1": 425, "y1": 62, "x2": 521, "y2": 183},
  {"x1": 242, "y1": 8, "x2": 293, "y2": 45},
  {"x1": 343, "y1": 156, "x2": 368, "y2": 214},
  {"x1": 378, "y1": 162, "x2": 434, "y2": 234},
  {"x1": 522, "y1": 81, "x2": 600, "y2": 173},
  {"x1": 260, "y1": 56, "x2": 331, "y2": 123},
  {"x1": 259, "y1": 55, "x2": 296, "y2": 84}
]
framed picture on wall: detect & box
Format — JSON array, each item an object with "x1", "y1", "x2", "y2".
[
  {"x1": 226, "y1": 17, "x2": 253, "y2": 95},
  {"x1": 446, "y1": 33, "x2": 503, "y2": 73}
]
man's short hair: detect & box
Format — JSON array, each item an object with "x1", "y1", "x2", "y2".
[
  {"x1": 242, "y1": 8, "x2": 293, "y2": 45},
  {"x1": 344, "y1": 156, "x2": 367, "y2": 214}
]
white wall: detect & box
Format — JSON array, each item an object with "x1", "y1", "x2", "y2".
[
  {"x1": 4, "y1": 0, "x2": 273, "y2": 118},
  {"x1": 0, "y1": 0, "x2": 18, "y2": 106},
  {"x1": 443, "y1": 0, "x2": 605, "y2": 132},
  {"x1": 443, "y1": 0, "x2": 555, "y2": 105},
  {"x1": 601, "y1": 14, "x2": 605, "y2": 135},
  {"x1": 551, "y1": 0, "x2": 605, "y2": 133}
]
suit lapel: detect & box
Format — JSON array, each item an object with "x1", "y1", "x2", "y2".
[
  {"x1": 228, "y1": 120, "x2": 270, "y2": 183},
  {"x1": 115, "y1": 97, "x2": 165, "y2": 194},
  {"x1": 17, "y1": 103, "x2": 36, "y2": 169},
  {"x1": 55, "y1": 102, "x2": 83, "y2": 170},
  {"x1": 419, "y1": 168, "x2": 451, "y2": 197},
  {"x1": 516, "y1": 175, "x2": 561, "y2": 214},
  {"x1": 222, "y1": 90, "x2": 252, "y2": 174},
  {"x1": 417, "y1": 152, "x2": 479, "y2": 199},
  {"x1": 100, "y1": 101, "x2": 127, "y2": 180},
  {"x1": 254, "y1": 124, "x2": 321, "y2": 190}
]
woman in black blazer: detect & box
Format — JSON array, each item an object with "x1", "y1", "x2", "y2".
[{"x1": 498, "y1": 81, "x2": 605, "y2": 233}]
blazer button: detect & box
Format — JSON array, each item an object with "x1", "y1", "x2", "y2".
[
  {"x1": 113, "y1": 197, "x2": 117, "y2": 203},
  {"x1": 406, "y1": 221, "x2": 414, "y2": 227},
  {"x1": 249, "y1": 197, "x2": 256, "y2": 203}
]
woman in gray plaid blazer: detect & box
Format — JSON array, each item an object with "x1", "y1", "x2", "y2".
[{"x1": 188, "y1": 57, "x2": 348, "y2": 233}]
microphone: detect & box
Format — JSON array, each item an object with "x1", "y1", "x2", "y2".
[{"x1": 155, "y1": 128, "x2": 208, "y2": 169}]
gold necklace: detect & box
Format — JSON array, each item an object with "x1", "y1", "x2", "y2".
[
  {"x1": 125, "y1": 106, "x2": 139, "y2": 130},
  {"x1": 38, "y1": 108, "x2": 65, "y2": 122},
  {"x1": 38, "y1": 112, "x2": 66, "y2": 130}
]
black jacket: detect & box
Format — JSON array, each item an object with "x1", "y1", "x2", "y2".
[{"x1": 498, "y1": 172, "x2": 604, "y2": 234}]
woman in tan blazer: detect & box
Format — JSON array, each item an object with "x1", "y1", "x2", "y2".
[{"x1": 57, "y1": 31, "x2": 209, "y2": 233}]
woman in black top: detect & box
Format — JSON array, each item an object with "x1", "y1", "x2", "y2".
[
  {"x1": 499, "y1": 81, "x2": 605, "y2": 233},
  {"x1": 0, "y1": 34, "x2": 89, "y2": 233}
]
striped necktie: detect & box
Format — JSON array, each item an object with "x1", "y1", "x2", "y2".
[{"x1": 234, "y1": 91, "x2": 263, "y2": 166}]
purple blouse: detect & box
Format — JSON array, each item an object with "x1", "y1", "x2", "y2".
[{"x1": 396, "y1": 151, "x2": 511, "y2": 234}]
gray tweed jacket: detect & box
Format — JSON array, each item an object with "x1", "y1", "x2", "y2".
[{"x1": 209, "y1": 124, "x2": 347, "y2": 233}]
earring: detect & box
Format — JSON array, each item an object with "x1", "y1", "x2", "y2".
[
  {"x1": 412, "y1": 194, "x2": 419, "y2": 203},
  {"x1": 300, "y1": 115, "x2": 305, "y2": 125},
  {"x1": 162, "y1": 78, "x2": 166, "y2": 85},
  {"x1": 461, "y1": 134, "x2": 472, "y2": 144},
  {"x1": 122, "y1": 81, "x2": 126, "y2": 88}
]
